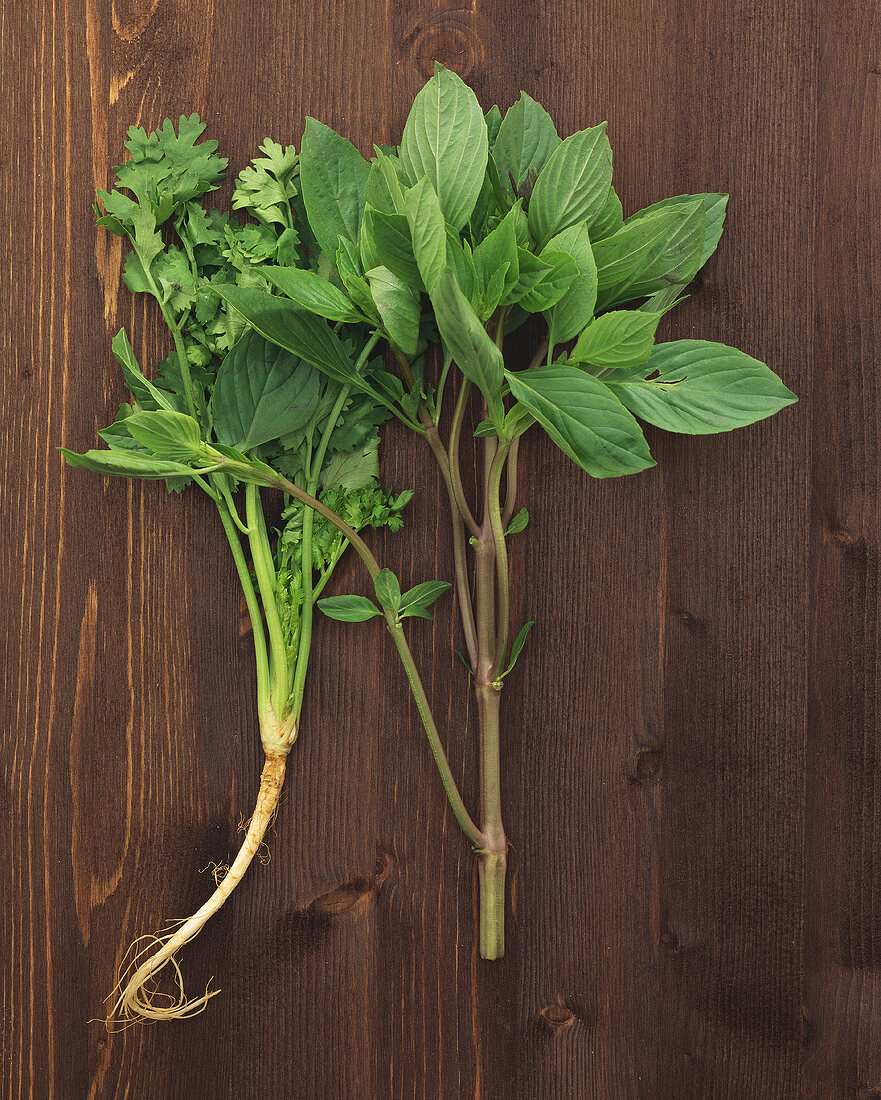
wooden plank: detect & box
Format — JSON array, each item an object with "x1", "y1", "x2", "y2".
[
  {"x1": 2, "y1": 1, "x2": 880, "y2": 1098},
  {"x1": 802, "y1": 3, "x2": 881, "y2": 1098}
]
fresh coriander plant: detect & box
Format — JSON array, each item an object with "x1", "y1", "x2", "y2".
[
  {"x1": 221, "y1": 66, "x2": 797, "y2": 960},
  {"x1": 63, "y1": 119, "x2": 439, "y2": 1023}
]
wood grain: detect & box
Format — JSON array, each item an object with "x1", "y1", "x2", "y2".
[{"x1": 1, "y1": 1, "x2": 878, "y2": 1097}]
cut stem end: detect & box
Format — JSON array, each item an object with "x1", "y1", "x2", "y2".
[{"x1": 478, "y1": 850, "x2": 506, "y2": 960}]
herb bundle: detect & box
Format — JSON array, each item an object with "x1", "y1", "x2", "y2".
[
  {"x1": 69, "y1": 64, "x2": 797, "y2": 1021},
  {"x1": 64, "y1": 120, "x2": 420, "y2": 1022}
]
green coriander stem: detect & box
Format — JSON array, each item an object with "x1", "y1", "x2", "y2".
[
  {"x1": 214, "y1": 495, "x2": 272, "y2": 719},
  {"x1": 245, "y1": 483, "x2": 289, "y2": 719},
  {"x1": 142, "y1": 265, "x2": 203, "y2": 424},
  {"x1": 223, "y1": 459, "x2": 483, "y2": 848},
  {"x1": 289, "y1": 383, "x2": 352, "y2": 721}
]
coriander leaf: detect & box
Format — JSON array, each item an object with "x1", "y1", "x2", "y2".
[
  {"x1": 300, "y1": 117, "x2": 369, "y2": 259},
  {"x1": 504, "y1": 365, "x2": 655, "y2": 478},
  {"x1": 210, "y1": 330, "x2": 320, "y2": 451},
  {"x1": 319, "y1": 437, "x2": 380, "y2": 491},
  {"x1": 318, "y1": 595, "x2": 383, "y2": 622},
  {"x1": 602, "y1": 340, "x2": 797, "y2": 434},
  {"x1": 528, "y1": 122, "x2": 613, "y2": 248},
  {"x1": 570, "y1": 310, "x2": 662, "y2": 369},
  {"x1": 493, "y1": 93, "x2": 560, "y2": 202},
  {"x1": 262, "y1": 265, "x2": 363, "y2": 322},
  {"x1": 399, "y1": 63, "x2": 488, "y2": 230}
]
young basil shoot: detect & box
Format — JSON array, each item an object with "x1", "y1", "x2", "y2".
[{"x1": 224, "y1": 67, "x2": 797, "y2": 959}]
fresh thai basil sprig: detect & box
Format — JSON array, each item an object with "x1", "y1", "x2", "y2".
[{"x1": 219, "y1": 65, "x2": 796, "y2": 960}]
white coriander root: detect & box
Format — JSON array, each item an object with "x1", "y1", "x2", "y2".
[{"x1": 107, "y1": 753, "x2": 286, "y2": 1027}]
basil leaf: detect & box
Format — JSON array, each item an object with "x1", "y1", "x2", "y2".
[
  {"x1": 111, "y1": 329, "x2": 178, "y2": 412},
  {"x1": 262, "y1": 265, "x2": 363, "y2": 323},
  {"x1": 589, "y1": 185, "x2": 624, "y2": 242},
  {"x1": 210, "y1": 330, "x2": 320, "y2": 451},
  {"x1": 399, "y1": 63, "x2": 488, "y2": 230},
  {"x1": 404, "y1": 177, "x2": 447, "y2": 293},
  {"x1": 570, "y1": 310, "x2": 662, "y2": 369},
  {"x1": 299, "y1": 117, "x2": 369, "y2": 259},
  {"x1": 504, "y1": 365, "x2": 655, "y2": 478},
  {"x1": 398, "y1": 579, "x2": 451, "y2": 614},
  {"x1": 501, "y1": 620, "x2": 534, "y2": 677},
  {"x1": 365, "y1": 149, "x2": 406, "y2": 215},
  {"x1": 360, "y1": 206, "x2": 422, "y2": 288},
  {"x1": 215, "y1": 284, "x2": 353, "y2": 381},
  {"x1": 603, "y1": 340, "x2": 797, "y2": 434},
  {"x1": 518, "y1": 250, "x2": 579, "y2": 312},
  {"x1": 472, "y1": 206, "x2": 520, "y2": 316},
  {"x1": 318, "y1": 595, "x2": 383, "y2": 622},
  {"x1": 429, "y1": 267, "x2": 504, "y2": 422},
  {"x1": 528, "y1": 122, "x2": 613, "y2": 248},
  {"x1": 628, "y1": 192, "x2": 728, "y2": 268},
  {"x1": 125, "y1": 410, "x2": 204, "y2": 460},
  {"x1": 374, "y1": 567, "x2": 402, "y2": 612},
  {"x1": 492, "y1": 93, "x2": 560, "y2": 201},
  {"x1": 365, "y1": 265, "x2": 421, "y2": 357},
  {"x1": 543, "y1": 224, "x2": 597, "y2": 342},
  {"x1": 61, "y1": 447, "x2": 195, "y2": 480}
]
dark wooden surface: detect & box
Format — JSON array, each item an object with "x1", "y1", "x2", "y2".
[{"x1": 2, "y1": 2, "x2": 879, "y2": 1097}]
